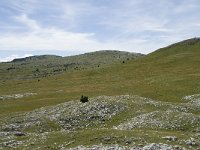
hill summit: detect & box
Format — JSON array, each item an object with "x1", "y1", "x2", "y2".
[
  {"x1": 11, "y1": 55, "x2": 61, "y2": 63},
  {"x1": 0, "y1": 50, "x2": 143, "y2": 80}
]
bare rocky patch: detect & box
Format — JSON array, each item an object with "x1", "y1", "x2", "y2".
[
  {"x1": 0, "y1": 93, "x2": 37, "y2": 100},
  {"x1": 69, "y1": 143, "x2": 185, "y2": 150},
  {"x1": 0, "y1": 94, "x2": 200, "y2": 149}
]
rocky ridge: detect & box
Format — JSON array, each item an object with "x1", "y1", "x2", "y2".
[{"x1": 0, "y1": 95, "x2": 200, "y2": 149}]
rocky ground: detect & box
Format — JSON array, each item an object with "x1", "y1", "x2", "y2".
[
  {"x1": 70, "y1": 143, "x2": 183, "y2": 150},
  {"x1": 0, "y1": 93, "x2": 37, "y2": 100},
  {"x1": 0, "y1": 95, "x2": 200, "y2": 149}
]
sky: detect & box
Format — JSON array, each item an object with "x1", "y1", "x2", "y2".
[{"x1": 0, "y1": 0, "x2": 200, "y2": 62}]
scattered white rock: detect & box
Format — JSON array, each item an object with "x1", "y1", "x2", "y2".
[
  {"x1": 0, "y1": 93, "x2": 37, "y2": 100},
  {"x1": 69, "y1": 143, "x2": 185, "y2": 150},
  {"x1": 162, "y1": 136, "x2": 178, "y2": 142},
  {"x1": 0, "y1": 94, "x2": 199, "y2": 149},
  {"x1": 185, "y1": 138, "x2": 198, "y2": 147}
]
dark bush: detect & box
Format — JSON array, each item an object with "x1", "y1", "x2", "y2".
[
  {"x1": 7, "y1": 67, "x2": 15, "y2": 71},
  {"x1": 80, "y1": 95, "x2": 88, "y2": 103},
  {"x1": 36, "y1": 68, "x2": 40, "y2": 72}
]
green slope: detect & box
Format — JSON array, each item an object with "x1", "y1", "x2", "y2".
[
  {"x1": 131, "y1": 38, "x2": 200, "y2": 101},
  {"x1": 0, "y1": 38, "x2": 200, "y2": 115},
  {"x1": 0, "y1": 50, "x2": 142, "y2": 80},
  {"x1": 0, "y1": 38, "x2": 200, "y2": 149}
]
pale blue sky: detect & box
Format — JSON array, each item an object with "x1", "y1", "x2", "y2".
[{"x1": 0, "y1": 0, "x2": 200, "y2": 61}]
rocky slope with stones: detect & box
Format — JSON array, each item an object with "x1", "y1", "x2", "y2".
[{"x1": 0, "y1": 95, "x2": 200, "y2": 149}]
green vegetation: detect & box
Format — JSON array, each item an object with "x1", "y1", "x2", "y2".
[
  {"x1": 80, "y1": 95, "x2": 89, "y2": 103},
  {"x1": 0, "y1": 38, "x2": 200, "y2": 149},
  {"x1": 1, "y1": 39, "x2": 200, "y2": 114},
  {"x1": 0, "y1": 50, "x2": 142, "y2": 81}
]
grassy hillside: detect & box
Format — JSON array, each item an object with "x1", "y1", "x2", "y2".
[
  {"x1": 0, "y1": 38, "x2": 200, "y2": 149},
  {"x1": 0, "y1": 38, "x2": 200, "y2": 115},
  {"x1": 0, "y1": 50, "x2": 142, "y2": 80}
]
